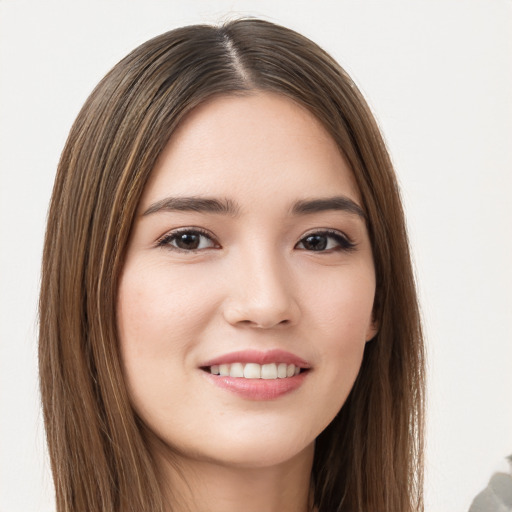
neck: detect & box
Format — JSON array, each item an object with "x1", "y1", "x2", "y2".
[{"x1": 154, "y1": 442, "x2": 315, "y2": 512}]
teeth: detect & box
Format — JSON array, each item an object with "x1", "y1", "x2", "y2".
[
  {"x1": 244, "y1": 363, "x2": 261, "y2": 379},
  {"x1": 209, "y1": 362, "x2": 302, "y2": 379},
  {"x1": 261, "y1": 363, "x2": 277, "y2": 379},
  {"x1": 229, "y1": 362, "x2": 244, "y2": 378},
  {"x1": 277, "y1": 363, "x2": 288, "y2": 378}
]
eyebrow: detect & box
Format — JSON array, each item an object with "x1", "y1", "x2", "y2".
[
  {"x1": 142, "y1": 196, "x2": 240, "y2": 216},
  {"x1": 291, "y1": 196, "x2": 366, "y2": 219},
  {"x1": 142, "y1": 195, "x2": 366, "y2": 219}
]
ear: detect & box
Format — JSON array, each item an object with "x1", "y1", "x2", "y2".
[
  {"x1": 366, "y1": 293, "x2": 380, "y2": 342},
  {"x1": 365, "y1": 317, "x2": 379, "y2": 342}
]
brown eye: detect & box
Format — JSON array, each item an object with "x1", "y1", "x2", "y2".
[
  {"x1": 301, "y1": 234, "x2": 328, "y2": 251},
  {"x1": 158, "y1": 229, "x2": 218, "y2": 252},
  {"x1": 174, "y1": 233, "x2": 201, "y2": 250},
  {"x1": 295, "y1": 231, "x2": 356, "y2": 252}
]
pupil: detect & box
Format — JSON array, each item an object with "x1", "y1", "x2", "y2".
[
  {"x1": 177, "y1": 233, "x2": 200, "y2": 250},
  {"x1": 304, "y1": 235, "x2": 327, "y2": 251}
]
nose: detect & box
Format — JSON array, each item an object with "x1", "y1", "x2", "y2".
[{"x1": 222, "y1": 251, "x2": 300, "y2": 329}]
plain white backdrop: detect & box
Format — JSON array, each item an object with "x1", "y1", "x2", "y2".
[{"x1": 1, "y1": 1, "x2": 511, "y2": 511}]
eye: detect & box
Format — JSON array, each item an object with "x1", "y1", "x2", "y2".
[
  {"x1": 295, "y1": 230, "x2": 356, "y2": 252},
  {"x1": 157, "y1": 229, "x2": 218, "y2": 252}
]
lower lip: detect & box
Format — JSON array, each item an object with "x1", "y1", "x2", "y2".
[{"x1": 202, "y1": 371, "x2": 308, "y2": 400}]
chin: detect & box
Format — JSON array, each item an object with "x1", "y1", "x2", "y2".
[
  {"x1": 154, "y1": 422, "x2": 316, "y2": 470},
  {"x1": 199, "y1": 438, "x2": 315, "y2": 470}
]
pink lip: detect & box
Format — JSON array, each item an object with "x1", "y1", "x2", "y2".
[
  {"x1": 202, "y1": 371, "x2": 308, "y2": 400},
  {"x1": 201, "y1": 349, "x2": 311, "y2": 368},
  {"x1": 200, "y1": 349, "x2": 311, "y2": 401}
]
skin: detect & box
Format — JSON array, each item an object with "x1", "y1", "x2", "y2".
[{"x1": 117, "y1": 92, "x2": 378, "y2": 512}]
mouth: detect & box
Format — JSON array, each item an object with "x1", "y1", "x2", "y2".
[
  {"x1": 201, "y1": 362, "x2": 307, "y2": 379},
  {"x1": 199, "y1": 350, "x2": 311, "y2": 400}
]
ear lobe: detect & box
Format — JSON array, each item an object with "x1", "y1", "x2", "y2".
[{"x1": 365, "y1": 319, "x2": 379, "y2": 342}]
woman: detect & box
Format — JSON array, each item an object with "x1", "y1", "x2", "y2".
[{"x1": 39, "y1": 18, "x2": 425, "y2": 512}]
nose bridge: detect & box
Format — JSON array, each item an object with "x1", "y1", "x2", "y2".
[{"x1": 224, "y1": 242, "x2": 298, "y2": 328}]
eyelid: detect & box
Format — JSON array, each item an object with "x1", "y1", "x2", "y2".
[
  {"x1": 156, "y1": 226, "x2": 220, "y2": 251},
  {"x1": 300, "y1": 227, "x2": 354, "y2": 242},
  {"x1": 295, "y1": 228, "x2": 357, "y2": 251}
]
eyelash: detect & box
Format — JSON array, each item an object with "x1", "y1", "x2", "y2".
[
  {"x1": 295, "y1": 229, "x2": 357, "y2": 253},
  {"x1": 157, "y1": 228, "x2": 218, "y2": 252},
  {"x1": 156, "y1": 228, "x2": 357, "y2": 253}
]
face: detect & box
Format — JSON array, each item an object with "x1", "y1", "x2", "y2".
[{"x1": 117, "y1": 92, "x2": 377, "y2": 469}]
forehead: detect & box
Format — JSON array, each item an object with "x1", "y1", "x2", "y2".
[{"x1": 140, "y1": 92, "x2": 361, "y2": 210}]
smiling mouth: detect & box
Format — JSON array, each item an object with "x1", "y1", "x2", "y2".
[{"x1": 202, "y1": 362, "x2": 307, "y2": 379}]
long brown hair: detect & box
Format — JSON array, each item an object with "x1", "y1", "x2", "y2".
[{"x1": 39, "y1": 18, "x2": 425, "y2": 512}]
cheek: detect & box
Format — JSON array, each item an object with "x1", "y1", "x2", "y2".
[
  {"x1": 116, "y1": 262, "x2": 215, "y2": 413},
  {"x1": 117, "y1": 260, "x2": 220, "y2": 357},
  {"x1": 305, "y1": 265, "x2": 376, "y2": 345},
  {"x1": 301, "y1": 266, "x2": 375, "y2": 415}
]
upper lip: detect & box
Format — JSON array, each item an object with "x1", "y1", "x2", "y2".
[{"x1": 201, "y1": 349, "x2": 311, "y2": 368}]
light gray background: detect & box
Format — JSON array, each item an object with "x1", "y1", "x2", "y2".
[{"x1": 1, "y1": 1, "x2": 511, "y2": 511}]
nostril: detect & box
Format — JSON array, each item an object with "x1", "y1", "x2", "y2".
[
  {"x1": 222, "y1": 293, "x2": 300, "y2": 329},
  {"x1": 231, "y1": 318, "x2": 291, "y2": 329}
]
